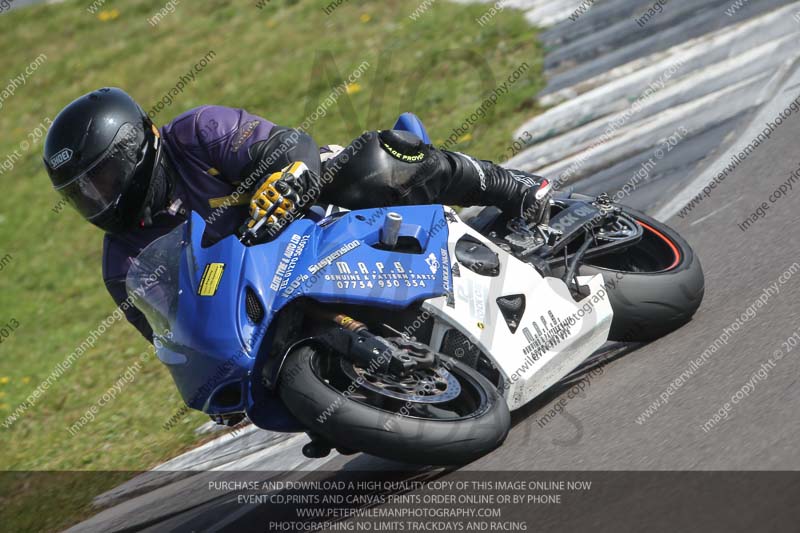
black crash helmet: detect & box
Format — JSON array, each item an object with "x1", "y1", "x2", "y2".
[{"x1": 43, "y1": 87, "x2": 162, "y2": 234}]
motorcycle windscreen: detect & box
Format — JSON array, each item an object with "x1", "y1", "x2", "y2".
[{"x1": 126, "y1": 223, "x2": 185, "y2": 338}]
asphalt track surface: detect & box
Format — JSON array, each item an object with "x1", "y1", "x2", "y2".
[{"x1": 480, "y1": 111, "x2": 800, "y2": 471}]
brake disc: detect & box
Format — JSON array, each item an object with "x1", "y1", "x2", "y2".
[{"x1": 340, "y1": 359, "x2": 461, "y2": 404}]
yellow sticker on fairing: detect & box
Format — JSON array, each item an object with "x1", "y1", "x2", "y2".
[{"x1": 198, "y1": 263, "x2": 225, "y2": 296}]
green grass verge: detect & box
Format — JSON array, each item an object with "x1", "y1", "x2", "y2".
[{"x1": 0, "y1": 0, "x2": 543, "y2": 530}]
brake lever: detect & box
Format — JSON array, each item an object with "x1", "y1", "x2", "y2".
[{"x1": 238, "y1": 220, "x2": 261, "y2": 246}]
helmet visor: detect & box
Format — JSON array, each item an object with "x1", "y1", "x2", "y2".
[{"x1": 54, "y1": 122, "x2": 147, "y2": 221}]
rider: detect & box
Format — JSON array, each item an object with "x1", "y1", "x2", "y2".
[{"x1": 43, "y1": 87, "x2": 549, "y2": 341}]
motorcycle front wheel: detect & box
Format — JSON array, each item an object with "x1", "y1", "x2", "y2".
[{"x1": 279, "y1": 346, "x2": 510, "y2": 465}]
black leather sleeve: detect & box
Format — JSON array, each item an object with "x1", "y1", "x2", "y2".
[
  {"x1": 318, "y1": 129, "x2": 532, "y2": 214},
  {"x1": 317, "y1": 129, "x2": 497, "y2": 210},
  {"x1": 239, "y1": 127, "x2": 322, "y2": 193}
]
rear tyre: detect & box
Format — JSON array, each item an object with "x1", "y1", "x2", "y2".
[
  {"x1": 554, "y1": 208, "x2": 704, "y2": 342},
  {"x1": 279, "y1": 346, "x2": 510, "y2": 465}
]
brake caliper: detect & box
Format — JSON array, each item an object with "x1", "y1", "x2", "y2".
[{"x1": 316, "y1": 328, "x2": 437, "y2": 378}]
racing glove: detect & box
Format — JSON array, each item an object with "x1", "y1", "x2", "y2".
[{"x1": 241, "y1": 161, "x2": 314, "y2": 243}]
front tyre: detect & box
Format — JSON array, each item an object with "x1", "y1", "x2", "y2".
[
  {"x1": 557, "y1": 208, "x2": 704, "y2": 342},
  {"x1": 279, "y1": 346, "x2": 510, "y2": 465}
]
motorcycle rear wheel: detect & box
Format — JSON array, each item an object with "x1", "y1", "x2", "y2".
[{"x1": 554, "y1": 208, "x2": 704, "y2": 342}]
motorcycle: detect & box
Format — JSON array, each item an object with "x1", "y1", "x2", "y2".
[{"x1": 127, "y1": 117, "x2": 704, "y2": 465}]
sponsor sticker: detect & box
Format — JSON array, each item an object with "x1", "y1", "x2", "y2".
[
  {"x1": 197, "y1": 262, "x2": 225, "y2": 296},
  {"x1": 425, "y1": 252, "x2": 440, "y2": 274},
  {"x1": 308, "y1": 240, "x2": 360, "y2": 274}
]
